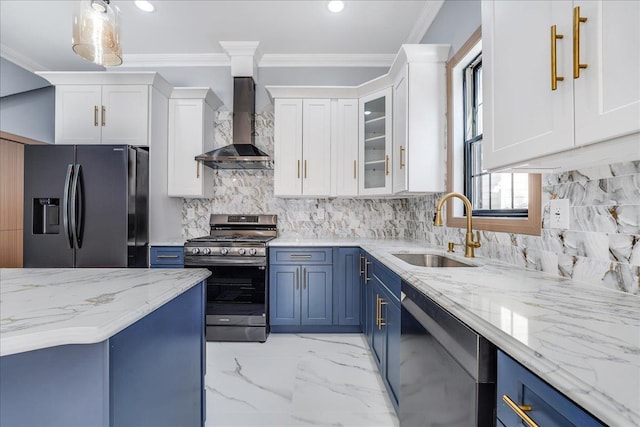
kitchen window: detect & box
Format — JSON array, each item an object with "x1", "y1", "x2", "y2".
[{"x1": 446, "y1": 28, "x2": 541, "y2": 235}]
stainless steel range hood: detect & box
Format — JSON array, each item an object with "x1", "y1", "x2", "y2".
[{"x1": 195, "y1": 77, "x2": 272, "y2": 170}]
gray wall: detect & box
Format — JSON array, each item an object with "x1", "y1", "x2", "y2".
[
  {"x1": 0, "y1": 57, "x2": 50, "y2": 97},
  {"x1": 421, "y1": 0, "x2": 481, "y2": 56}
]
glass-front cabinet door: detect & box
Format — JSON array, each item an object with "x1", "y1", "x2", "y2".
[{"x1": 359, "y1": 88, "x2": 392, "y2": 195}]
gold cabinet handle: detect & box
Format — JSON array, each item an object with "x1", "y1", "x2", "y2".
[
  {"x1": 290, "y1": 254, "x2": 312, "y2": 259},
  {"x1": 353, "y1": 160, "x2": 357, "y2": 179},
  {"x1": 295, "y1": 268, "x2": 299, "y2": 290},
  {"x1": 378, "y1": 298, "x2": 387, "y2": 329},
  {"x1": 304, "y1": 160, "x2": 307, "y2": 179},
  {"x1": 302, "y1": 267, "x2": 306, "y2": 290},
  {"x1": 101, "y1": 106, "x2": 106, "y2": 126},
  {"x1": 399, "y1": 146, "x2": 405, "y2": 169},
  {"x1": 364, "y1": 260, "x2": 371, "y2": 283},
  {"x1": 573, "y1": 6, "x2": 588, "y2": 78},
  {"x1": 157, "y1": 255, "x2": 179, "y2": 259},
  {"x1": 375, "y1": 294, "x2": 380, "y2": 327},
  {"x1": 502, "y1": 395, "x2": 539, "y2": 427},
  {"x1": 359, "y1": 255, "x2": 365, "y2": 276},
  {"x1": 196, "y1": 160, "x2": 200, "y2": 178},
  {"x1": 385, "y1": 155, "x2": 389, "y2": 176},
  {"x1": 94, "y1": 106, "x2": 99, "y2": 126},
  {"x1": 297, "y1": 160, "x2": 300, "y2": 179},
  {"x1": 550, "y1": 25, "x2": 565, "y2": 90}
]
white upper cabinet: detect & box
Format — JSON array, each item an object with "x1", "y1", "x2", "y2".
[
  {"x1": 359, "y1": 88, "x2": 393, "y2": 196},
  {"x1": 482, "y1": 0, "x2": 640, "y2": 171},
  {"x1": 274, "y1": 99, "x2": 331, "y2": 197},
  {"x1": 334, "y1": 99, "x2": 359, "y2": 197},
  {"x1": 573, "y1": 0, "x2": 640, "y2": 147},
  {"x1": 392, "y1": 45, "x2": 449, "y2": 194},
  {"x1": 37, "y1": 72, "x2": 173, "y2": 147},
  {"x1": 167, "y1": 88, "x2": 222, "y2": 198}
]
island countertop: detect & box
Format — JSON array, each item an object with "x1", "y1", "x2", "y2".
[
  {"x1": 0, "y1": 268, "x2": 211, "y2": 357},
  {"x1": 270, "y1": 237, "x2": 640, "y2": 426}
]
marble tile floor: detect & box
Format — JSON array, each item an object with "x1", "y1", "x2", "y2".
[{"x1": 205, "y1": 334, "x2": 399, "y2": 427}]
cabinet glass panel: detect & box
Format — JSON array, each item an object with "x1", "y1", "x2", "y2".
[{"x1": 363, "y1": 95, "x2": 388, "y2": 190}]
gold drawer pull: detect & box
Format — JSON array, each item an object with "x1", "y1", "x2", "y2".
[
  {"x1": 550, "y1": 25, "x2": 565, "y2": 90},
  {"x1": 364, "y1": 260, "x2": 371, "y2": 283},
  {"x1": 502, "y1": 395, "x2": 539, "y2": 427},
  {"x1": 290, "y1": 254, "x2": 312, "y2": 259},
  {"x1": 573, "y1": 6, "x2": 588, "y2": 79},
  {"x1": 157, "y1": 255, "x2": 179, "y2": 259},
  {"x1": 359, "y1": 255, "x2": 365, "y2": 276}
]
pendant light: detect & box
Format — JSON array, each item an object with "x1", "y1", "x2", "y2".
[{"x1": 72, "y1": 0, "x2": 122, "y2": 66}]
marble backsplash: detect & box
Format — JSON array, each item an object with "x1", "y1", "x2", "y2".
[{"x1": 183, "y1": 109, "x2": 639, "y2": 294}]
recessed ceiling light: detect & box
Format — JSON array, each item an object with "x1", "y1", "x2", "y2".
[
  {"x1": 327, "y1": 1, "x2": 344, "y2": 13},
  {"x1": 135, "y1": 0, "x2": 155, "y2": 12}
]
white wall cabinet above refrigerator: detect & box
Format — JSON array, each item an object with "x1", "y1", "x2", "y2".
[
  {"x1": 36, "y1": 72, "x2": 173, "y2": 148},
  {"x1": 274, "y1": 99, "x2": 332, "y2": 197},
  {"x1": 167, "y1": 87, "x2": 222, "y2": 198},
  {"x1": 482, "y1": 0, "x2": 640, "y2": 172}
]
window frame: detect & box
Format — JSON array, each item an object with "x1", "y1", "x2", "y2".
[{"x1": 445, "y1": 27, "x2": 541, "y2": 236}]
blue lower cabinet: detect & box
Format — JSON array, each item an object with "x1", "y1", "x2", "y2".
[
  {"x1": 269, "y1": 250, "x2": 333, "y2": 329},
  {"x1": 150, "y1": 246, "x2": 184, "y2": 268},
  {"x1": 335, "y1": 248, "x2": 361, "y2": 326},
  {"x1": 497, "y1": 350, "x2": 604, "y2": 427}
]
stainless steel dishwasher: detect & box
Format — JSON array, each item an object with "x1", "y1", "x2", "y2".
[{"x1": 400, "y1": 281, "x2": 496, "y2": 427}]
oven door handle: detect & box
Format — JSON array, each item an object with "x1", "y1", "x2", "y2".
[{"x1": 184, "y1": 257, "x2": 267, "y2": 267}]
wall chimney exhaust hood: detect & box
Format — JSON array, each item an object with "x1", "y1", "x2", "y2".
[
  {"x1": 195, "y1": 77, "x2": 271, "y2": 170},
  {"x1": 196, "y1": 42, "x2": 271, "y2": 170}
]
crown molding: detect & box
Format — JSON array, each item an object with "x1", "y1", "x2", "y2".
[
  {"x1": 259, "y1": 53, "x2": 395, "y2": 68},
  {"x1": 406, "y1": 0, "x2": 446, "y2": 43},
  {"x1": 118, "y1": 52, "x2": 395, "y2": 69},
  {"x1": 119, "y1": 53, "x2": 230, "y2": 68},
  {"x1": 0, "y1": 44, "x2": 47, "y2": 73}
]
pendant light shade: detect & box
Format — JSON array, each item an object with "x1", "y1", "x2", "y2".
[{"x1": 72, "y1": 0, "x2": 122, "y2": 66}]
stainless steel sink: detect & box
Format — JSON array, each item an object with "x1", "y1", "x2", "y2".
[{"x1": 392, "y1": 253, "x2": 476, "y2": 268}]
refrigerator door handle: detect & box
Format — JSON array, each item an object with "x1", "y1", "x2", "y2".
[
  {"x1": 62, "y1": 164, "x2": 74, "y2": 249},
  {"x1": 70, "y1": 163, "x2": 83, "y2": 249}
]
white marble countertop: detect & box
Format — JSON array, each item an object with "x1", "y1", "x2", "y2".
[
  {"x1": 149, "y1": 239, "x2": 186, "y2": 246},
  {"x1": 0, "y1": 268, "x2": 211, "y2": 357},
  {"x1": 269, "y1": 237, "x2": 640, "y2": 426}
]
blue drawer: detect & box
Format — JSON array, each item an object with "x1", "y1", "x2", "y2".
[
  {"x1": 150, "y1": 246, "x2": 184, "y2": 268},
  {"x1": 497, "y1": 351, "x2": 604, "y2": 427},
  {"x1": 370, "y1": 258, "x2": 400, "y2": 300},
  {"x1": 270, "y1": 248, "x2": 333, "y2": 264}
]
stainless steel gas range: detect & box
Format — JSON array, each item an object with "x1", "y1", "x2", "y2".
[{"x1": 183, "y1": 214, "x2": 277, "y2": 342}]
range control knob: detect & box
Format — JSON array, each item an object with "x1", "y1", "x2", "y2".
[
  {"x1": 191, "y1": 248, "x2": 200, "y2": 255},
  {"x1": 238, "y1": 248, "x2": 246, "y2": 255},
  {"x1": 249, "y1": 248, "x2": 257, "y2": 256},
  {"x1": 220, "y1": 248, "x2": 229, "y2": 255},
  {"x1": 202, "y1": 248, "x2": 211, "y2": 255}
]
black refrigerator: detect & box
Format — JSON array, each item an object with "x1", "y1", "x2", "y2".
[{"x1": 23, "y1": 145, "x2": 148, "y2": 268}]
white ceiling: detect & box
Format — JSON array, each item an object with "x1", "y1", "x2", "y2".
[{"x1": 0, "y1": 0, "x2": 443, "y2": 72}]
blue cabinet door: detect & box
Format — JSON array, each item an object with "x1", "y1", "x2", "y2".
[
  {"x1": 336, "y1": 248, "x2": 361, "y2": 326},
  {"x1": 383, "y1": 289, "x2": 401, "y2": 409},
  {"x1": 269, "y1": 265, "x2": 301, "y2": 325},
  {"x1": 301, "y1": 265, "x2": 333, "y2": 325},
  {"x1": 371, "y1": 279, "x2": 385, "y2": 369}
]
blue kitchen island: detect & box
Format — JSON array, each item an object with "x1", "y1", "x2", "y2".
[{"x1": 0, "y1": 268, "x2": 211, "y2": 427}]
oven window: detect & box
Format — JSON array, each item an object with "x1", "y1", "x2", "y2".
[{"x1": 206, "y1": 265, "x2": 266, "y2": 316}]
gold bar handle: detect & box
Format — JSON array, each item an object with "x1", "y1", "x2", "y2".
[
  {"x1": 375, "y1": 295, "x2": 380, "y2": 327},
  {"x1": 364, "y1": 260, "x2": 371, "y2": 283},
  {"x1": 353, "y1": 160, "x2": 357, "y2": 179},
  {"x1": 302, "y1": 268, "x2": 306, "y2": 290},
  {"x1": 196, "y1": 160, "x2": 200, "y2": 178},
  {"x1": 573, "y1": 6, "x2": 588, "y2": 79},
  {"x1": 157, "y1": 255, "x2": 179, "y2": 259},
  {"x1": 502, "y1": 395, "x2": 539, "y2": 427},
  {"x1": 359, "y1": 255, "x2": 365, "y2": 276},
  {"x1": 551, "y1": 25, "x2": 565, "y2": 90},
  {"x1": 304, "y1": 160, "x2": 307, "y2": 179},
  {"x1": 378, "y1": 297, "x2": 387, "y2": 329},
  {"x1": 101, "y1": 106, "x2": 106, "y2": 126},
  {"x1": 385, "y1": 155, "x2": 389, "y2": 176},
  {"x1": 94, "y1": 106, "x2": 99, "y2": 126},
  {"x1": 296, "y1": 268, "x2": 299, "y2": 290},
  {"x1": 290, "y1": 254, "x2": 312, "y2": 259},
  {"x1": 297, "y1": 160, "x2": 300, "y2": 179},
  {"x1": 399, "y1": 146, "x2": 405, "y2": 169}
]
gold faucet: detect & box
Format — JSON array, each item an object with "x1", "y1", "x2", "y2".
[{"x1": 433, "y1": 192, "x2": 481, "y2": 258}]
